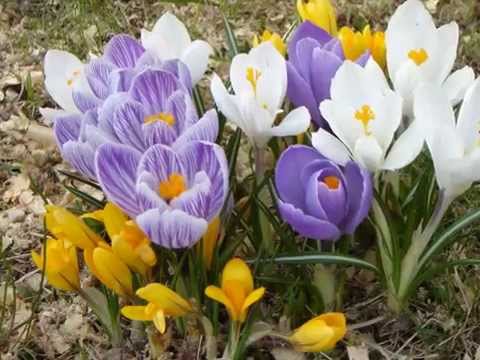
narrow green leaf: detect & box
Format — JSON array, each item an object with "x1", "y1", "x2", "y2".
[
  {"x1": 57, "y1": 169, "x2": 102, "y2": 190},
  {"x1": 192, "y1": 86, "x2": 206, "y2": 116},
  {"x1": 222, "y1": 13, "x2": 239, "y2": 58},
  {"x1": 63, "y1": 183, "x2": 105, "y2": 208}
]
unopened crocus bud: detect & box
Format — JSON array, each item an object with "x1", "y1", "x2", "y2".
[
  {"x1": 253, "y1": 30, "x2": 286, "y2": 56},
  {"x1": 297, "y1": 0, "x2": 337, "y2": 35},
  {"x1": 339, "y1": 25, "x2": 386, "y2": 69}
]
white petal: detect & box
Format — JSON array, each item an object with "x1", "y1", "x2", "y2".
[
  {"x1": 151, "y1": 12, "x2": 191, "y2": 50},
  {"x1": 370, "y1": 91, "x2": 403, "y2": 151},
  {"x1": 353, "y1": 136, "x2": 384, "y2": 172},
  {"x1": 435, "y1": 22, "x2": 459, "y2": 84},
  {"x1": 230, "y1": 53, "x2": 254, "y2": 97},
  {"x1": 210, "y1": 74, "x2": 243, "y2": 126},
  {"x1": 364, "y1": 58, "x2": 390, "y2": 91},
  {"x1": 311, "y1": 128, "x2": 351, "y2": 165},
  {"x1": 269, "y1": 107, "x2": 310, "y2": 137},
  {"x1": 44, "y1": 50, "x2": 84, "y2": 112},
  {"x1": 393, "y1": 61, "x2": 421, "y2": 118},
  {"x1": 383, "y1": 120, "x2": 425, "y2": 170},
  {"x1": 443, "y1": 66, "x2": 475, "y2": 106},
  {"x1": 456, "y1": 77, "x2": 480, "y2": 149},
  {"x1": 141, "y1": 30, "x2": 180, "y2": 59},
  {"x1": 320, "y1": 99, "x2": 360, "y2": 152},
  {"x1": 180, "y1": 40, "x2": 213, "y2": 85}
]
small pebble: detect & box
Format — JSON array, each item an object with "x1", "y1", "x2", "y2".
[{"x1": 7, "y1": 208, "x2": 26, "y2": 223}]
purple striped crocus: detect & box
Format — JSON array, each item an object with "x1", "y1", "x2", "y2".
[
  {"x1": 95, "y1": 141, "x2": 228, "y2": 248},
  {"x1": 275, "y1": 145, "x2": 372, "y2": 241},
  {"x1": 287, "y1": 21, "x2": 368, "y2": 128},
  {"x1": 54, "y1": 69, "x2": 218, "y2": 179}
]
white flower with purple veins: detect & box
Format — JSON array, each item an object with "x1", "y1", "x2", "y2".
[
  {"x1": 95, "y1": 141, "x2": 228, "y2": 249},
  {"x1": 141, "y1": 12, "x2": 213, "y2": 85},
  {"x1": 54, "y1": 69, "x2": 218, "y2": 180},
  {"x1": 386, "y1": 0, "x2": 474, "y2": 117}
]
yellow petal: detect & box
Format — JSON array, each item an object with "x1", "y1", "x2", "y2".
[
  {"x1": 136, "y1": 242, "x2": 157, "y2": 267},
  {"x1": 205, "y1": 285, "x2": 238, "y2": 321},
  {"x1": 221, "y1": 258, "x2": 253, "y2": 296},
  {"x1": 297, "y1": 0, "x2": 337, "y2": 36},
  {"x1": 81, "y1": 209, "x2": 105, "y2": 222},
  {"x1": 152, "y1": 309, "x2": 166, "y2": 334},
  {"x1": 103, "y1": 202, "x2": 128, "y2": 238},
  {"x1": 121, "y1": 306, "x2": 152, "y2": 321},
  {"x1": 93, "y1": 247, "x2": 133, "y2": 297},
  {"x1": 198, "y1": 217, "x2": 220, "y2": 269},
  {"x1": 136, "y1": 283, "x2": 191, "y2": 315},
  {"x1": 239, "y1": 287, "x2": 265, "y2": 322},
  {"x1": 112, "y1": 234, "x2": 148, "y2": 276}
]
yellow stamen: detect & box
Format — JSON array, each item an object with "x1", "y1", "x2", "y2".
[
  {"x1": 354, "y1": 105, "x2": 375, "y2": 135},
  {"x1": 144, "y1": 112, "x2": 176, "y2": 126},
  {"x1": 158, "y1": 173, "x2": 186, "y2": 201},
  {"x1": 323, "y1": 176, "x2": 340, "y2": 190},
  {"x1": 408, "y1": 48, "x2": 429, "y2": 66},
  {"x1": 246, "y1": 67, "x2": 262, "y2": 93},
  {"x1": 67, "y1": 79, "x2": 74, "y2": 87}
]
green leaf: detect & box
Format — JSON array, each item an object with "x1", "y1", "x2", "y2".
[
  {"x1": 253, "y1": 253, "x2": 379, "y2": 274},
  {"x1": 418, "y1": 207, "x2": 480, "y2": 273},
  {"x1": 222, "y1": 13, "x2": 239, "y2": 58},
  {"x1": 57, "y1": 169, "x2": 102, "y2": 190},
  {"x1": 63, "y1": 183, "x2": 105, "y2": 208},
  {"x1": 192, "y1": 86, "x2": 206, "y2": 116}
]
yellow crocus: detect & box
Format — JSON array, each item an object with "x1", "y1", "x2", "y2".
[
  {"x1": 205, "y1": 258, "x2": 265, "y2": 322},
  {"x1": 289, "y1": 312, "x2": 347, "y2": 352},
  {"x1": 297, "y1": 0, "x2": 337, "y2": 36},
  {"x1": 45, "y1": 205, "x2": 102, "y2": 250},
  {"x1": 121, "y1": 283, "x2": 192, "y2": 334},
  {"x1": 31, "y1": 237, "x2": 80, "y2": 292},
  {"x1": 198, "y1": 217, "x2": 221, "y2": 269},
  {"x1": 85, "y1": 243, "x2": 134, "y2": 298},
  {"x1": 338, "y1": 25, "x2": 386, "y2": 69},
  {"x1": 253, "y1": 30, "x2": 286, "y2": 56},
  {"x1": 101, "y1": 203, "x2": 156, "y2": 276}
]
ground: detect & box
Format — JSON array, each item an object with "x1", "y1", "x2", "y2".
[{"x1": 1, "y1": 0, "x2": 480, "y2": 359}]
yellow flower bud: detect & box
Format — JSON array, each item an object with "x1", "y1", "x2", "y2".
[
  {"x1": 253, "y1": 30, "x2": 286, "y2": 56},
  {"x1": 197, "y1": 217, "x2": 221, "y2": 269},
  {"x1": 121, "y1": 283, "x2": 192, "y2": 334},
  {"x1": 205, "y1": 258, "x2": 265, "y2": 322},
  {"x1": 32, "y1": 237, "x2": 80, "y2": 292},
  {"x1": 297, "y1": 0, "x2": 338, "y2": 36},
  {"x1": 289, "y1": 312, "x2": 346, "y2": 352},
  {"x1": 338, "y1": 25, "x2": 386, "y2": 69}
]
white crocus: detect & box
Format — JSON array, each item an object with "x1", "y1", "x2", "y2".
[
  {"x1": 386, "y1": 0, "x2": 474, "y2": 117},
  {"x1": 210, "y1": 42, "x2": 310, "y2": 149},
  {"x1": 415, "y1": 79, "x2": 480, "y2": 199},
  {"x1": 41, "y1": 50, "x2": 91, "y2": 123},
  {"x1": 315, "y1": 59, "x2": 424, "y2": 172},
  {"x1": 141, "y1": 12, "x2": 213, "y2": 85}
]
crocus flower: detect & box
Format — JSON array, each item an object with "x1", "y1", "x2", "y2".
[
  {"x1": 95, "y1": 140, "x2": 228, "y2": 249},
  {"x1": 386, "y1": 0, "x2": 474, "y2": 116},
  {"x1": 32, "y1": 237, "x2": 80, "y2": 292},
  {"x1": 415, "y1": 79, "x2": 480, "y2": 199},
  {"x1": 317, "y1": 59, "x2": 425, "y2": 172},
  {"x1": 205, "y1": 258, "x2": 265, "y2": 322},
  {"x1": 338, "y1": 26, "x2": 386, "y2": 69},
  {"x1": 211, "y1": 42, "x2": 310, "y2": 149},
  {"x1": 121, "y1": 283, "x2": 192, "y2": 334},
  {"x1": 286, "y1": 21, "x2": 368, "y2": 128},
  {"x1": 54, "y1": 69, "x2": 218, "y2": 179},
  {"x1": 275, "y1": 145, "x2": 372, "y2": 241},
  {"x1": 253, "y1": 30, "x2": 286, "y2": 56},
  {"x1": 296, "y1": 0, "x2": 337, "y2": 36},
  {"x1": 141, "y1": 12, "x2": 213, "y2": 85},
  {"x1": 100, "y1": 203, "x2": 157, "y2": 277},
  {"x1": 289, "y1": 313, "x2": 346, "y2": 352}
]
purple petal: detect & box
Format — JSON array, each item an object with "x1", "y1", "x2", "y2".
[
  {"x1": 104, "y1": 34, "x2": 145, "y2": 68},
  {"x1": 97, "y1": 92, "x2": 129, "y2": 140},
  {"x1": 288, "y1": 21, "x2": 333, "y2": 62},
  {"x1": 275, "y1": 145, "x2": 321, "y2": 210},
  {"x1": 161, "y1": 59, "x2": 193, "y2": 91},
  {"x1": 286, "y1": 62, "x2": 319, "y2": 126},
  {"x1": 172, "y1": 109, "x2": 219, "y2": 150},
  {"x1": 72, "y1": 91, "x2": 100, "y2": 113},
  {"x1": 142, "y1": 121, "x2": 177, "y2": 148},
  {"x1": 85, "y1": 59, "x2": 115, "y2": 99},
  {"x1": 136, "y1": 208, "x2": 208, "y2": 248},
  {"x1": 165, "y1": 90, "x2": 191, "y2": 135},
  {"x1": 170, "y1": 171, "x2": 211, "y2": 219},
  {"x1": 323, "y1": 38, "x2": 345, "y2": 59},
  {"x1": 62, "y1": 141, "x2": 97, "y2": 179},
  {"x1": 138, "y1": 144, "x2": 183, "y2": 184},
  {"x1": 341, "y1": 162, "x2": 373, "y2": 234},
  {"x1": 356, "y1": 51, "x2": 371, "y2": 67},
  {"x1": 112, "y1": 100, "x2": 146, "y2": 151},
  {"x1": 109, "y1": 69, "x2": 135, "y2": 93},
  {"x1": 278, "y1": 199, "x2": 341, "y2": 241},
  {"x1": 293, "y1": 38, "x2": 319, "y2": 81},
  {"x1": 53, "y1": 114, "x2": 82, "y2": 147},
  {"x1": 136, "y1": 179, "x2": 167, "y2": 211},
  {"x1": 310, "y1": 48, "x2": 343, "y2": 106},
  {"x1": 178, "y1": 141, "x2": 228, "y2": 221},
  {"x1": 95, "y1": 143, "x2": 142, "y2": 217}
]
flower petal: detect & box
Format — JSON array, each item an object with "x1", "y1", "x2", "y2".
[
  {"x1": 180, "y1": 40, "x2": 213, "y2": 84},
  {"x1": 138, "y1": 144, "x2": 183, "y2": 183},
  {"x1": 443, "y1": 66, "x2": 475, "y2": 106},
  {"x1": 268, "y1": 106, "x2": 310, "y2": 137},
  {"x1": 172, "y1": 109, "x2": 219, "y2": 150},
  {"x1": 121, "y1": 306, "x2": 152, "y2": 321},
  {"x1": 239, "y1": 287, "x2": 265, "y2": 322},
  {"x1": 104, "y1": 34, "x2": 145, "y2": 68},
  {"x1": 205, "y1": 286, "x2": 237, "y2": 320},
  {"x1": 136, "y1": 283, "x2": 192, "y2": 314},
  {"x1": 62, "y1": 141, "x2": 97, "y2": 179},
  {"x1": 311, "y1": 128, "x2": 350, "y2": 165},
  {"x1": 383, "y1": 120, "x2": 425, "y2": 170}
]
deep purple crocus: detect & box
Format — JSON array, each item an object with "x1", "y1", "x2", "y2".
[
  {"x1": 54, "y1": 69, "x2": 218, "y2": 179},
  {"x1": 95, "y1": 141, "x2": 228, "y2": 248},
  {"x1": 275, "y1": 145, "x2": 372, "y2": 240},
  {"x1": 287, "y1": 21, "x2": 368, "y2": 128}
]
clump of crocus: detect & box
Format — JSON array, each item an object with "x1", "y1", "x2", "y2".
[
  {"x1": 275, "y1": 144, "x2": 372, "y2": 240},
  {"x1": 338, "y1": 25, "x2": 386, "y2": 69},
  {"x1": 31, "y1": 237, "x2": 80, "y2": 292},
  {"x1": 121, "y1": 283, "x2": 192, "y2": 334},
  {"x1": 296, "y1": 0, "x2": 337, "y2": 36},
  {"x1": 205, "y1": 258, "x2": 265, "y2": 323},
  {"x1": 253, "y1": 30, "x2": 286, "y2": 56},
  {"x1": 289, "y1": 313, "x2": 347, "y2": 352}
]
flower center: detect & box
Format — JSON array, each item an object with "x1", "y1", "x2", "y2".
[
  {"x1": 354, "y1": 104, "x2": 375, "y2": 135},
  {"x1": 408, "y1": 48, "x2": 428, "y2": 66},
  {"x1": 66, "y1": 69, "x2": 81, "y2": 87},
  {"x1": 158, "y1": 173, "x2": 186, "y2": 201},
  {"x1": 246, "y1": 67, "x2": 262, "y2": 93},
  {"x1": 144, "y1": 112, "x2": 176, "y2": 126},
  {"x1": 323, "y1": 175, "x2": 340, "y2": 190}
]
